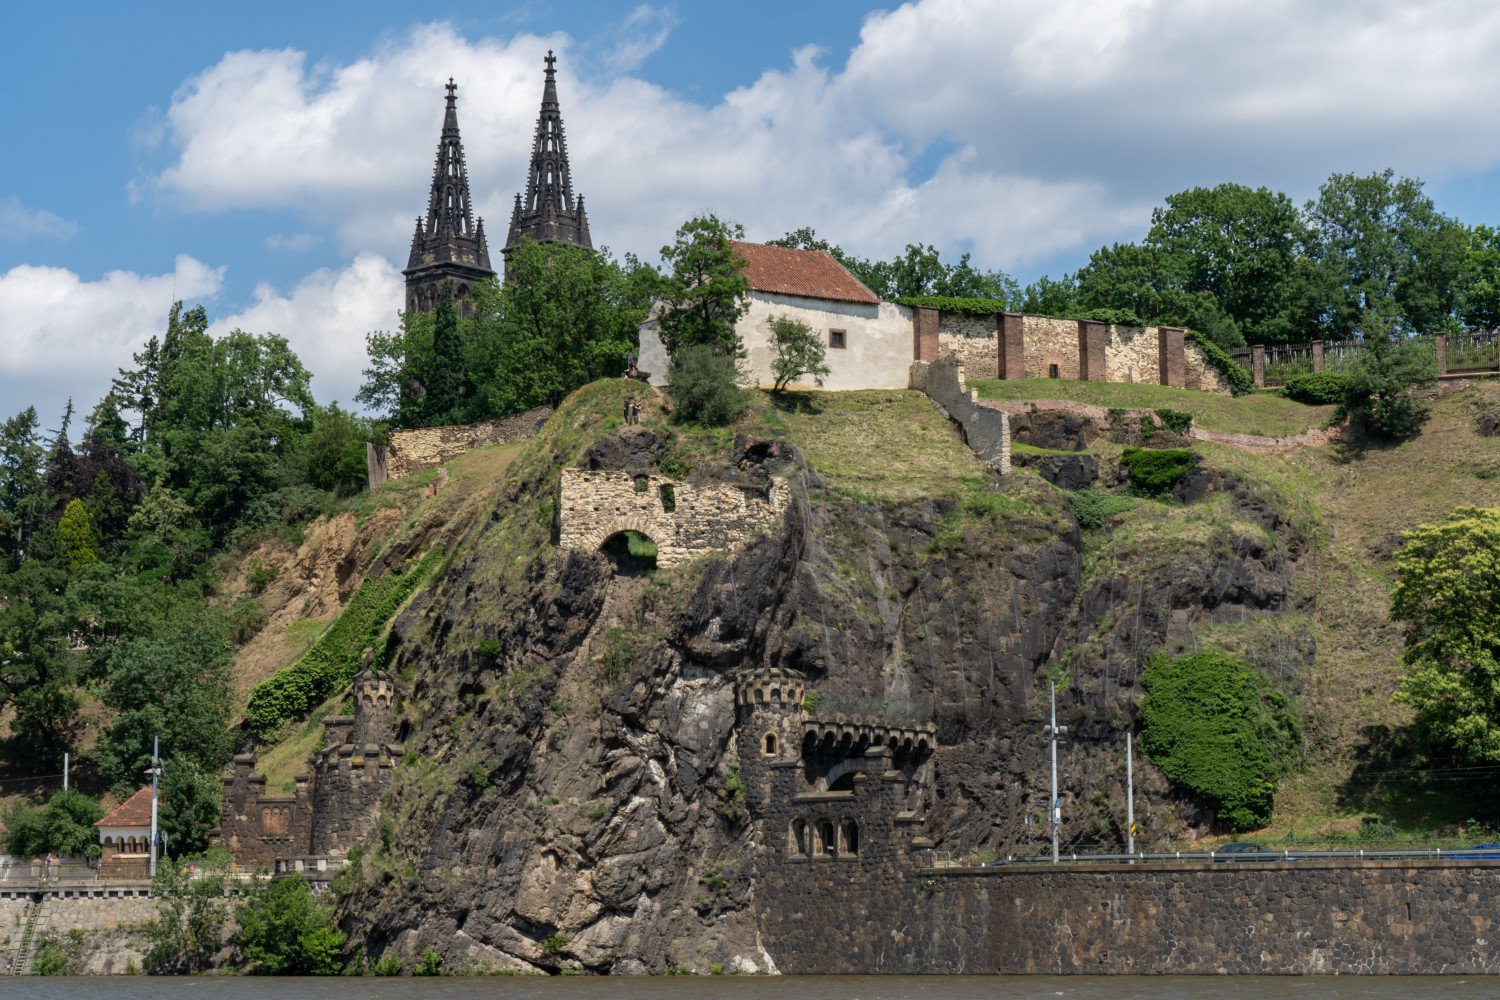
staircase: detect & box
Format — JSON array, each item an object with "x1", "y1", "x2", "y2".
[{"x1": 7, "y1": 896, "x2": 46, "y2": 976}]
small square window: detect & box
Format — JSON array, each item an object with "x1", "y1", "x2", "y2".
[{"x1": 829, "y1": 329, "x2": 847, "y2": 349}]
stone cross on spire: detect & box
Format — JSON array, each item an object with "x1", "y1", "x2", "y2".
[
  {"x1": 403, "y1": 78, "x2": 494, "y2": 316},
  {"x1": 505, "y1": 50, "x2": 592, "y2": 260}
]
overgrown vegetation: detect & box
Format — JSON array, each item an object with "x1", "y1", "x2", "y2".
[
  {"x1": 1140, "y1": 650, "x2": 1302, "y2": 831},
  {"x1": 1069, "y1": 490, "x2": 1136, "y2": 530},
  {"x1": 234, "y1": 873, "x2": 347, "y2": 975},
  {"x1": 244, "y1": 546, "x2": 443, "y2": 742},
  {"x1": 2, "y1": 788, "x2": 103, "y2": 859}
]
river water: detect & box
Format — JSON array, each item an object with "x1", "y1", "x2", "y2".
[{"x1": 1, "y1": 978, "x2": 1488, "y2": 999}]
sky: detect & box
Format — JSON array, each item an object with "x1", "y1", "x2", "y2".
[{"x1": 5, "y1": 0, "x2": 1500, "y2": 426}]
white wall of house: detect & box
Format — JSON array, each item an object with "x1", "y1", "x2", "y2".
[{"x1": 638, "y1": 292, "x2": 916, "y2": 392}]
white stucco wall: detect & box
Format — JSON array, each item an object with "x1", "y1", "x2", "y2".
[{"x1": 637, "y1": 293, "x2": 916, "y2": 391}]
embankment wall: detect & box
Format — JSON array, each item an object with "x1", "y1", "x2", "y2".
[{"x1": 759, "y1": 860, "x2": 1500, "y2": 974}]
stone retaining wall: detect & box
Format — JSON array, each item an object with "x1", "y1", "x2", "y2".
[
  {"x1": 760, "y1": 859, "x2": 1500, "y2": 974},
  {"x1": 557, "y1": 469, "x2": 792, "y2": 568},
  {"x1": 2, "y1": 893, "x2": 155, "y2": 974},
  {"x1": 910, "y1": 355, "x2": 1010, "y2": 473},
  {"x1": 371, "y1": 407, "x2": 553, "y2": 486}
]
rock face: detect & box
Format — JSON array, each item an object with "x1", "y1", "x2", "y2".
[
  {"x1": 336, "y1": 428, "x2": 1314, "y2": 974},
  {"x1": 1011, "y1": 452, "x2": 1098, "y2": 490}
]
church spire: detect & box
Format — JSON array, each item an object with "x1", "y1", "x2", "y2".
[
  {"x1": 505, "y1": 51, "x2": 594, "y2": 258},
  {"x1": 404, "y1": 79, "x2": 493, "y2": 316}
]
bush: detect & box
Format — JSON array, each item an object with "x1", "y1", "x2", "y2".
[
  {"x1": 1335, "y1": 332, "x2": 1437, "y2": 441},
  {"x1": 230, "y1": 595, "x2": 268, "y2": 645},
  {"x1": 1069, "y1": 490, "x2": 1136, "y2": 530},
  {"x1": 1283, "y1": 371, "x2": 1350, "y2": 405},
  {"x1": 1185, "y1": 329, "x2": 1254, "y2": 396},
  {"x1": 234, "y1": 874, "x2": 346, "y2": 975},
  {"x1": 414, "y1": 949, "x2": 445, "y2": 976},
  {"x1": 666, "y1": 345, "x2": 747, "y2": 426},
  {"x1": 1120, "y1": 448, "x2": 1196, "y2": 496},
  {"x1": 3, "y1": 788, "x2": 104, "y2": 859},
  {"x1": 1140, "y1": 651, "x2": 1301, "y2": 832},
  {"x1": 1153, "y1": 408, "x2": 1193, "y2": 436}
]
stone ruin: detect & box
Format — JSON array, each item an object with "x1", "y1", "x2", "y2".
[{"x1": 216, "y1": 669, "x2": 404, "y2": 875}]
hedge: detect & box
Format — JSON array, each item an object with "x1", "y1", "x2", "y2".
[
  {"x1": 1283, "y1": 370, "x2": 1350, "y2": 406},
  {"x1": 243, "y1": 547, "x2": 444, "y2": 742},
  {"x1": 893, "y1": 295, "x2": 1008, "y2": 317}
]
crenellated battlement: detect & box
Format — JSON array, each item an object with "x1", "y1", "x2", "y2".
[
  {"x1": 735, "y1": 667, "x2": 806, "y2": 711},
  {"x1": 801, "y1": 716, "x2": 936, "y2": 754}
]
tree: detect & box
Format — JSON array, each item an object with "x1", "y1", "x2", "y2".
[
  {"x1": 160, "y1": 754, "x2": 224, "y2": 856},
  {"x1": 1459, "y1": 224, "x2": 1500, "y2": 331},
  {"x1": 666, "y1": 346, "x2": 748, "y2": 426},
  {"x1": 1145, "y1": 183, "x2": 1318, "y2": 344},
  {"x1": 1333, "y1": 308, "x2": 1437, "y2": 440},
  {"x1": 1140, "y1": 650, "x2": 1301, "y2": 832},
  {"x1": 0, "y1": 406, "x2": 45, "y2": 560},
  {"x1": 298, "y1": 404, "x2": 368, "y2": 497},
  {"x1": 0, "y1": 560, "x2": 80, "y2": 767},
  {"x1": 235, "y1": 874, "x2": 347, "y2": 974},
  {"x1": 1306, "y1": 170, "x2": 1469, "y2": 339},
  {"x1": 423, "y1": 280, "x2": 466, "y2": 423},
  {"x1": 2, "y1": 788, "x2": 104, "y2": 858},
  {"x1": 1392, "y1": 507, "x2": 1500, "y2": 762},
  {"x1": 146, "y1": 856, "x2": 230, "y2": 974},
  {"x1": 657, "y1": 215, "x2": 750, "y2": 357},
  {"x1": 358, "y1": 308, "x2": 435, "y2": 429},
  {"x1": 768, "y1": 316, "x2": 831, "y2": 392},
  {"x1": 469, "y1": 242, "x2": 657, "y2": 414},
  {"x1": 767, "y1": 228, "x2": 1020, "y2": 305},
  {"x1": 57, "y1": 499, "x2": 98, "y2": 570}
]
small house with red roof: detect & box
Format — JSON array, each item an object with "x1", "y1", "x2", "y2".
[
  {"x1": 638, "y1": 240, "x2": 919, "y2": 392},
  {"x1": 96, "y1": 787, "x2": 153, "y2": 879}
]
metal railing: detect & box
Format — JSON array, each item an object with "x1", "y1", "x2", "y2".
[{"x1": 934, "y1": 846, "x2": 1500, "y2": 868}]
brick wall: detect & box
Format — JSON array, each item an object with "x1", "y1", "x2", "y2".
[{"x1": 556, "y1": 468, "x2": 792, "y2": 568}]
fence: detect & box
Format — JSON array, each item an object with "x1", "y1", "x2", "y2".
[
  {"x1": 930, "y1": 845, "x2": 1500, "y2": 869},
  {"x1": 1234, "y1": 331, "x2": 1497, "y2": 388}
]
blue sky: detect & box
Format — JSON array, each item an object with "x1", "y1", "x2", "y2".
[{"x1": 5, "y1": 0, "x2": 1500, "y2": 423}]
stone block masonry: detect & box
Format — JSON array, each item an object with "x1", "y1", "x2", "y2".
[
  {"x1": 910, "y1": 354, "x2": 1010, "y2": 474},
  {"x1": 557, "y1": 468, "x2": 792, "y2": 568},
  {"x1": 370, "y1": 406, "x2": 553, "y2": 486},
  {"x1": 937, "y1": 312, "x2": 1000, "y2": 379}
]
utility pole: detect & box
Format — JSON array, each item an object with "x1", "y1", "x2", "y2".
[
  {"x1": 63, "y1": 752, "x2": 69, "y2": 791},
  {"x1": 1044, "y1": 679, "x2": 1068, "y2": 863},
  {"x1": 146, "y1": 735, "x2": 162, "y2": 878},
  {"x1": 1126, "y1": 731, "x2": 1135, "y2": 856}
]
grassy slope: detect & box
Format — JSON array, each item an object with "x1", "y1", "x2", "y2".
[{"x1": 971, "y1": 377, "x2": 1334, "y2": 438}]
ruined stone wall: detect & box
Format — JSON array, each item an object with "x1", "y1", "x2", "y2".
[
  {"x1": 556, "y1": 468, "x2": 792, "y2": 569},
  {"x1": 937, "y1": 313, "x2": 998, "y2": 380},
  {"x1": 911, "y1": 355, "x2": 1010, "y2": 474},
  {"x1": 759, "y1": 858, "x2": 1500, "y2": 974},
  {"x1": 1022, "y1": 316, "x2": 1082, "y2": 380},
  {"x1": 378, "y1": 407, "x2": 552, "y2": 484}
]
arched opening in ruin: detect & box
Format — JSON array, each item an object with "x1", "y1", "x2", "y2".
[
  {"x1": 841, "y1": 818, "x2": 860, "y2": 855},
  {"x1": 600, "y1": 530, "x2": 657, "y2": 575},
  {"x1": 763, "y1": 732, "x2": 779, "y2": 756},
  {"x1": 817, "y1": 819, "x2": 836, "y2": 857},
  {"x1": 790, "y1": 818, "x2": 808, "y2": 856}
]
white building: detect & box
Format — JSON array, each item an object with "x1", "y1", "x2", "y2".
[{"x1": 638, "y1": 241, "x2": 918, "y2": 391}]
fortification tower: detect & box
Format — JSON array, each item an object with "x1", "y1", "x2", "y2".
[
  {"x1": 404, "y1": 79, "x2": 494, "y2": 317},
  {"x1": 308, "y1": 669, "x2": 403, "y2": 857},
  {"x1": 504, "y1": 51, "x2": 593, "y2": 262},
  {"x1": 734, "y1": 667, "x2": 806, "y2": 810}
]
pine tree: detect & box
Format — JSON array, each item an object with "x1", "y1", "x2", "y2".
[{"x1": 58, "y1": 498, "x2": 98, "y2": 570}]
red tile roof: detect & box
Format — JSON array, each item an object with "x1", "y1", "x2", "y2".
[
  {"x1": 96, "y1": 787, "x2": 152, "y2": 829},
  {"x1": 730, "y1": 241, "x2": 880, "y2": 305}
]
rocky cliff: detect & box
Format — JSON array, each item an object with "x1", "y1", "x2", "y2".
[{"x1": 334, "y1": 381, "x2": 1313, "y2": 974}]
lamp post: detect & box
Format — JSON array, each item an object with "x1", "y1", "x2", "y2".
[
  {"x1": 145, "y1": 735, "x2": 162, "y2": 878},
  {"x1": 1044, "y1": 679, "x2": 1068, "y2": 863}
]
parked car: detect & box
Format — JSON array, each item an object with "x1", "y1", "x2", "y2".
[
  {"x1": 1214, "y1": 842, "x2": 1290, "y2": 862},
  {"x1": 1448, "y1": 843, "x2": 1500, "y2": 861}
]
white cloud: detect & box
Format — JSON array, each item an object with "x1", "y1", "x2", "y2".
[
  {"x1": 598, "y1": 5, "x2": 678, "y2": 73},
  {"x1": 0, "y1": 256, "x2": 222, "y2": 420},
  {"x1": 208, "y1": 253, "x2": 404, "y2": 409},
  {"x1": 0, "y1": 197, "x2": 79, "y2": 241}
]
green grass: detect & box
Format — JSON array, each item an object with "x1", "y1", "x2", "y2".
[
  {"x1": 765, "y1": 389, "x2": 986, "y2": 501},
  {"x1": 970, "y1": 378, "x2": 1333, "y2": 438}
]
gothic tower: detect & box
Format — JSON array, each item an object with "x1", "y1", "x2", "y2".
[
  {"x1": 404, "y1": 79, "x2": 494, "y2": 317},
  {"x1": 504, "y1": 51, "x2": 593, "y2": 260}
]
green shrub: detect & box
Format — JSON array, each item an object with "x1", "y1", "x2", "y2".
[
  {"x1": 892, "y1": 295, "x2": 1007, "y2": 317},
  {"x1": 1120, "y1": 448, "x2": 1197, "y2": 496},
  {"x1": 243, "y1": 547, "x2": 443, "y2": 741},
  {"x1": 1283, "y1": 371, "x2": 1350, "y2": 405},
  {"x1": 1139, "y1": 650, "x2": 1301, "y2": 832},
  {"x1": 234, "y1": 875, "x2": 347, "y2": 975},
  {"x1": 1153, "y1": 408, "x2": 1193, "y2": 436},
  {"x1": 414, "y1": 949, "x2": 444, "y2": 976},
  {"x1": 1185, "y1": 329, "x2": 1254, "y2": 396},
  {"x1": 666, "y1": 345, "x2": 747, "y2": 426},
  {"x1": 230, "y1": 595, "x2": 268, "y2": 645},
  {"x1": 658, "y1": 455, "x2": 691, "y2": 480},
  {"x1": 371, "y1": 954, "x2": 406, "y2": 976},
  {"x1": 1069, "y1": 491, "x2": 1136, "y2": 530},
  {"x1": 246, "y1": 560, "x2": 279, "y2": 594},
  {"x1": 541, "y1": 934, "x2": 567, "y2": 956}
]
